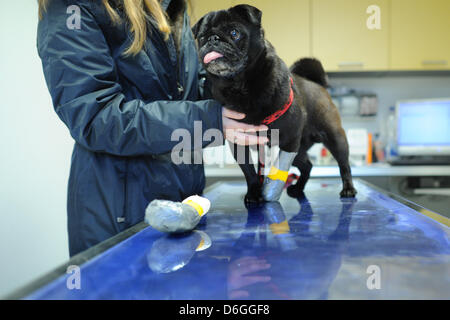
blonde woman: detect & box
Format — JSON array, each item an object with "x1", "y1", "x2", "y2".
[{"x1": 38, "y1": 0, "x2": 268, "y2": 256}]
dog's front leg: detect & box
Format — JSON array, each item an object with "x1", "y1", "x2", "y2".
[
  {"x1": 229, "y1": 143, "x2": 263, "y2": 204},
  {"x1": 262, "y1": 150, "x2": 297, "y2": 202}
]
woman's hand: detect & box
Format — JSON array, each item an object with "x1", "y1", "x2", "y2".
[{"x1": 222, "y1": 107, "x2": 269, "y2": 145}]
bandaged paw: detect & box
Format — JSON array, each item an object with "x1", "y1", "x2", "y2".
[
  {"x1": 145, "y1": 195, "x2": 211, "y2": 233},
  {"x1": 262, "y1": 172, "x2": 287, "y2": 202},
  {"x1": 262, "y1": 151, "x2": 297, "y2": 202}
]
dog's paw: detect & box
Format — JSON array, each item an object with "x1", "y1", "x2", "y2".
[
  {"x1": 340, "y1": 187, "x2": 357, "y2": 198},
  {"x1": 244, "y1": 193, "x2": 264, "y2": 205},
  {"x1": 244, "y1": 186, "x2": 264, "y2": 205},
  {"x1": 287, "y1": 184, "x2": 306, "y2": 199}
]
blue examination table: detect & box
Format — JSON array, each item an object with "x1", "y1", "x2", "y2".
[{"x1": 11, "y1": 179, "x2": 450, "y2": 299}]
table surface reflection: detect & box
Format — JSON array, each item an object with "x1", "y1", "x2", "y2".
[{"x1": 25, "y1": 179, "x2": 449, "y2": 300}]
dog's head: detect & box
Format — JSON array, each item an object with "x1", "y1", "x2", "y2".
[{"x1": 192, "y1": 4, "x2": 265, "y2": 78}]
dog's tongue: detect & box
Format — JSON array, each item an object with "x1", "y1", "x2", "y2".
[{"x1": 203, "y1": 51, "x2": 223, "y2": 64}]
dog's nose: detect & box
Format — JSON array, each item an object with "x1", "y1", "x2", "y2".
[{"x1": 208, "y1": 35, "x2": 220, "y2": 43}]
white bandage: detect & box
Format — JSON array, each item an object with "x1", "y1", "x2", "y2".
[
  {"x1": 145, "y1": 195, "x2": 211, "y2": 233},
  {"x1": 262, "y1": 151, "x2": 297, "y2": 202}
]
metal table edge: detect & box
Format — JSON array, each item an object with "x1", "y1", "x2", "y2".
[{"x1": 3, "y1": 222, "x2": 149, "y2": 300}]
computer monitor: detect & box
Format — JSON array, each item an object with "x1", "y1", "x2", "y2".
[{"x1": 396, "y1": 98, "x2": 450, "y2": 156}]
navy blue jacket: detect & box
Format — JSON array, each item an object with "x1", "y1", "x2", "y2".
[{"x1": 37, "y1": 0, "x2": 223, "y2": 256}]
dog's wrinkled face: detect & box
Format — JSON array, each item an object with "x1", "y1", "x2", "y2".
[{"x1": 192, "y1": 5, "x2": 264, "y2": 78}]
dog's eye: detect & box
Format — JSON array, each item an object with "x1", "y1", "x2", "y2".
[{"x1": 230, "y1": 29, "x2": 241, "y2": 41}]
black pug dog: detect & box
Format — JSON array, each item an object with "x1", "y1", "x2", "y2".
[{"x1": 193, "y1": 4, "x2": 357, "y2": 203}]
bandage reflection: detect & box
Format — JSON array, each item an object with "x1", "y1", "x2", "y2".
[
  {"x1": 227, "y1": 202, "x2": 296, "y2": 299},
  {"x1": 147, "y1": 230, "x2": 211, "y2": 274},
  {"x1": 228, "y1": 197, "x2": 356, "y2": 299},
  {"x1": 264, "y1": 201, "x2": 298, "y2": 252}
]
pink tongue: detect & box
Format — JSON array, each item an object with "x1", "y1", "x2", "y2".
[{"x1": 203, "y1": 51, "x2": 224, "y2": 64}]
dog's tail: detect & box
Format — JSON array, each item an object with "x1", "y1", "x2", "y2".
[{"x1": 290, "y1": 58, "x2": 328, "y2": 88}]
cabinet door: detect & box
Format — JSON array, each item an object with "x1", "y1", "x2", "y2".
[
  {"x1": 312, "y1": 0, "x2": 390, "y2": 71},
  {"x1": 189, "y1": 0, "x2": 233, "y2": 25},
  {"x1": 231, "y1": 0, "x2": 311, "y2": 67},
  {"x1": 390, "y1": 0, "x2": 450, "y2": 70}
]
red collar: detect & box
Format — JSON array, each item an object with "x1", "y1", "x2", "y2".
[{"x1": 262, "y1": 77, "x2": 294, "y2": 125}]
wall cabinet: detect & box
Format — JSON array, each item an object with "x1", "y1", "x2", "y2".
[
  {"x1": 231, "y1": 0, "x2": 310, "y2": 67},
  {"x1": 312, "y1": 0, "x2": 390, "y2": 71},
  {"x1": 190, "y1": 0, "x2": 450, "y2": 72},
  {"x1": 189, "y1": 0, "x2": 233, "y2": 25},
  {"x1": 390, "y1": 0, "x2": 450, "y2": 70}
]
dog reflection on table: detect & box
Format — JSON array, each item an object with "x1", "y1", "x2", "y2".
[
  {"x1": 226, "y1": 198, "x2": 356, "y2": 300},
  {"x1": 193, "y1": 5, "x2": 357, "y2": 203},
  {"x1": 145, "y1": 198, "x2": 356, "y2": 300}
]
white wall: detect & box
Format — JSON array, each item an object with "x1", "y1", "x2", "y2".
[{"x1": 0, "y1": 1, "x2": 73, "y2": 297}]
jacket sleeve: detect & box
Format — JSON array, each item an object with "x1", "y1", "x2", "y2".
[{"x1": 37, "y1": 2, "x2": 223, "y2": 156}]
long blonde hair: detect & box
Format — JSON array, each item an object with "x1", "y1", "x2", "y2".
[{"x1": 38, "y1": 0, "x2": 171, "y2": 56}]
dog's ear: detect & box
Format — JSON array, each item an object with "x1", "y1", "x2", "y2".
[
  {"x1": 229, "y1": 4, "x2": 262, "y2": 27},
  {"x1": 192, "y1": 16, "x2": 205, "y2": 39}
]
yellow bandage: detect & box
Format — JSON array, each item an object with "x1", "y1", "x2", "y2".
[
  {"x1": 184, "y1": 200, "x2": 204, "y2": 216},
  {"x1": 269, "y1": 220, "x2": 290, "y2": 235},
  {"x1": 268, "y1": 166, "x2": 289, "y2": 182}
]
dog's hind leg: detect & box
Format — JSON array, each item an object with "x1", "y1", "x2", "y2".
[
  {"x1": 323, "y1": 128, "x2": 357, "y2": 198},
  {"x1": 287, "y1": 152, "x2": 312, "y2": 199},
  {"x1": 287, "y1": 138, "x2": 314, "y2": 198}
]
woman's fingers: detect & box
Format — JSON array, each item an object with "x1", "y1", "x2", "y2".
[
  {"x1": 226, "y1": 130, "x2": 269, "y2": 146},
  {"x1": 233, "y1": 121, "x2": 268, "y2": 132},
  {"x1": 222, "y1": 107, "x2": 269, "y2": 145},
  {"x1": 224, "y1": 116, "x2": 268, "y2": 132},
  {"x1": 223, "y1": 107, "x2": 246, "y2": 120},
  {"x1": 224, "y1": 118, "x2": 268, "y2": 134}
]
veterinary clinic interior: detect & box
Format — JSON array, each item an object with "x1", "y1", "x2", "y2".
[{"x1": 1, "y1": 0, "x2": 449, "y2": 301}]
